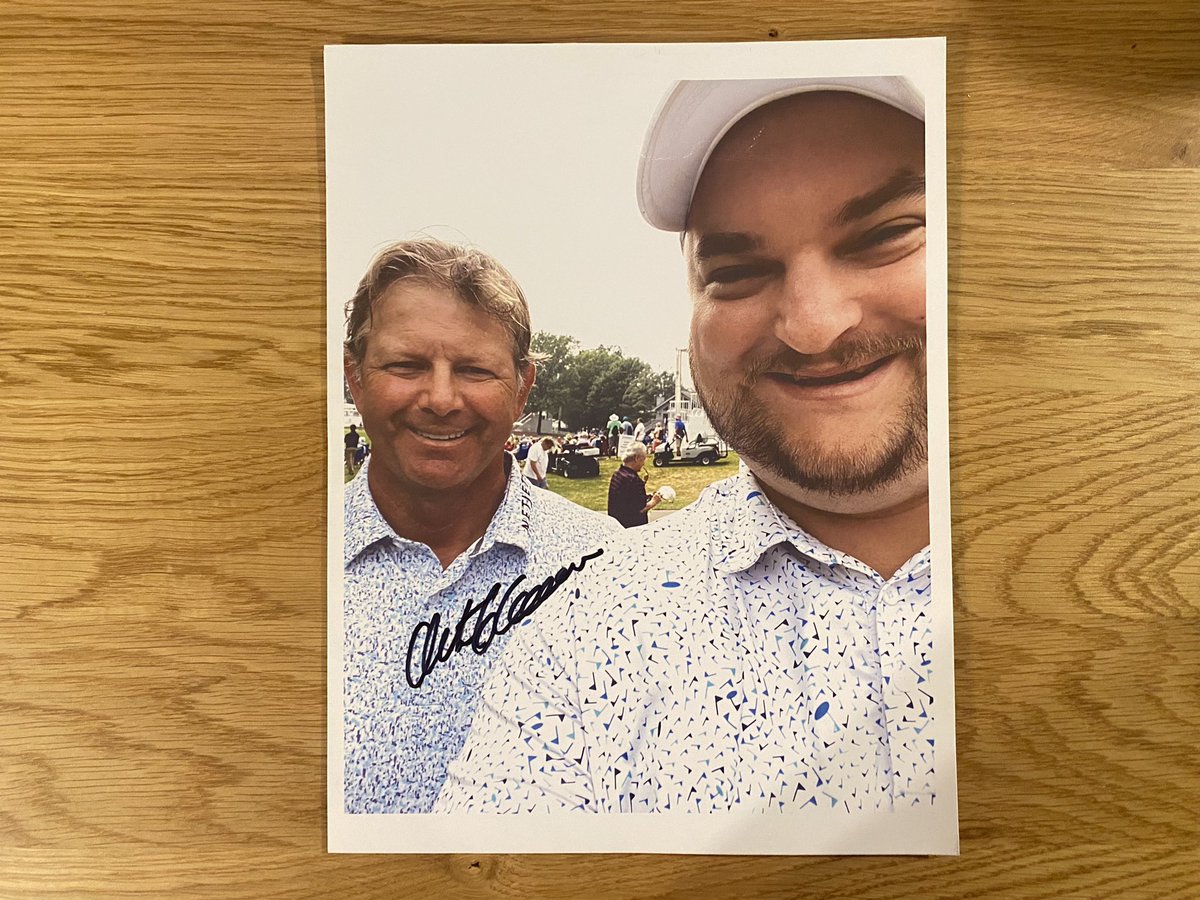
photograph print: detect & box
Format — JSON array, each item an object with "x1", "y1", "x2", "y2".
[{"x1": 326, "y1": 37, "x2": 956, "y2": 854}]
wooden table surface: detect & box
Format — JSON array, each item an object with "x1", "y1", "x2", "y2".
[{"x1": 2, "y1": 1, "x2": 1197, "y2": 897}]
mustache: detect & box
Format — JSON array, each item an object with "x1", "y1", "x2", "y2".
[{"x1": 740, "y1": 332, "x2": 926, "y2": 379}]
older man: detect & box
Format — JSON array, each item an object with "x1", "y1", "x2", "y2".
[
  {"x1": 341, "y1": 238, "x2": 619, "y2": 813},
  {"x1": 437, "y1": 76, "x2": 937, "y2": 815},
  {"x1": 606, "y1": 441, "x2": 662, "y2": 528}
]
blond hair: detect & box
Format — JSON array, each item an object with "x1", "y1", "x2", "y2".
[{"x1": 345, "y1": 238, "x2": 534, "y2": 378}]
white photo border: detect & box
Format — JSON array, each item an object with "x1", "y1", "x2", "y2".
[{"x1": 325, "y1": 36, "x2": 955, "y2": 855}]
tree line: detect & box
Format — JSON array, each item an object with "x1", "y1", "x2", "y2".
[{"x1": 525, "y1": 332, "x2": 675, "y2": 433}]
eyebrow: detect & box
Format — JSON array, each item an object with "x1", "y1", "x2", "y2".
[
  {"x1": 693, "y1": 231, "x2": 763, "y2": 261},
  {"x1": 833, "y1": 169, "x2": 925, "y2": 226},
  {"x1": 689, "y1": 168, "x2": 926, "y2": 260}
]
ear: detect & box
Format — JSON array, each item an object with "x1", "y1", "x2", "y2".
[
  {"x1": 344, "y1": 354, "x2": 364, "y2": 405},
  {"x1": 515, "y1": 362, "x2": 536, "y2": 414}
]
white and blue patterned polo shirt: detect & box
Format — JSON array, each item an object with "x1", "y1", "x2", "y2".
[
  {"x1": 343, "y1": 455, "x2": 620, "y2": 813},
  {"x1": 436, "y1": 467, "x2": 935, "y2": 813}
]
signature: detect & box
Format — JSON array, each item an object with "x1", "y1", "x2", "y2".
[{"x1": 405, "y1": 548, "x2": 603, "y2": 689}]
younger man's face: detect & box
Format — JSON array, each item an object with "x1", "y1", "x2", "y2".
[{"x1": 685, "y1": 91, "x2": 927, "y2": 503}]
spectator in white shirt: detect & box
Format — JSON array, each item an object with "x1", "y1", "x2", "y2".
[{"x1": 522, "y1": 436, "x2": 554, "y2": 489}]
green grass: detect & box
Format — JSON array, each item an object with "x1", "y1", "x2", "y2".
[{"x1": 546, "y1": 453, "x2": 740, "y2": 513}]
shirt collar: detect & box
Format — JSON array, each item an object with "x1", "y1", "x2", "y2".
[
  {"x1": 712, "y1": 462, "x2": 930, "y2": 582},
  {"x1": 343, "y1": 454, "x2": 533, "y2": 568},
  {"x1": 468, "y1": 452, "x2": 533, "y2": 557},
  {"x1": 343, "y1": 459, "x2": 394, "y2": 567}
]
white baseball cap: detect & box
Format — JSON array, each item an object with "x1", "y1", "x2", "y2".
[{"x1": 636, "y1": 76, "x2": 925, "y2": 232}]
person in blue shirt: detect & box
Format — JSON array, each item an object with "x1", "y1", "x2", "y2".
[{"x1": 672, "y1": 414, "x2": 687, "y2": 458}]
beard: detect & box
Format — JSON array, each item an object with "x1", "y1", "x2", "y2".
[{"x1": 692, "y1": 332, "x2": 928, "y2": 497}]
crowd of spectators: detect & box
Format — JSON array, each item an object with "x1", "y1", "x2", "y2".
[{"x1": 506, "y1": 415, "x2": 683, "y2": 465}]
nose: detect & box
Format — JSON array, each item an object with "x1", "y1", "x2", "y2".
[
  {"x1": 774, "y1": 254, "x2": 863, "y2": 356},
  {"x1": 417, "y1": 364, "x2": 463, "y2": 417}
]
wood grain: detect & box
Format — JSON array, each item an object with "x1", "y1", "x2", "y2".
[{"x1": 2, "y1": 0, "x2": 1198, "y2": 896}]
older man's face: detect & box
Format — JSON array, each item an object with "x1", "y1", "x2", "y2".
[
  {"x1": 685, "y1": 92, "x2": 927, "y2": 498},
  {"x1": 347, "y1": 282, "x2": 532, "y2": 500}
]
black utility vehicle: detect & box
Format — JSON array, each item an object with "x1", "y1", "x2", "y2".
[{"x1": 549, "y1": 444, "x2": 602, "y2": 478}]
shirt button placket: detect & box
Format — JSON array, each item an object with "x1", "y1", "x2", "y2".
[{"x1": 873, "y1": 581, "x2": 904, "y2": 804}]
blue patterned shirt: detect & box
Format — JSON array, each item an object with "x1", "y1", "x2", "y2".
[
  {"x1": 436, "y1": 467, "x2": 935, "y2": 813},
  {"x1": 343, "y1": 455, "x2": 620, "y2": 813}
]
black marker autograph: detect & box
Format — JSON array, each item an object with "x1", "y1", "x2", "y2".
[{"x1": 405, "y1": 548, "x2": 603, "y2": 689}]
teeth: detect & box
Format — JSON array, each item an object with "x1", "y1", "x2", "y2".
[
  {"x1": 415, "y1": 429, "x2": 467, "y2": 441},
  {"x1": 785, "y1": 356, "x2": 890, "y2": 386}
]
